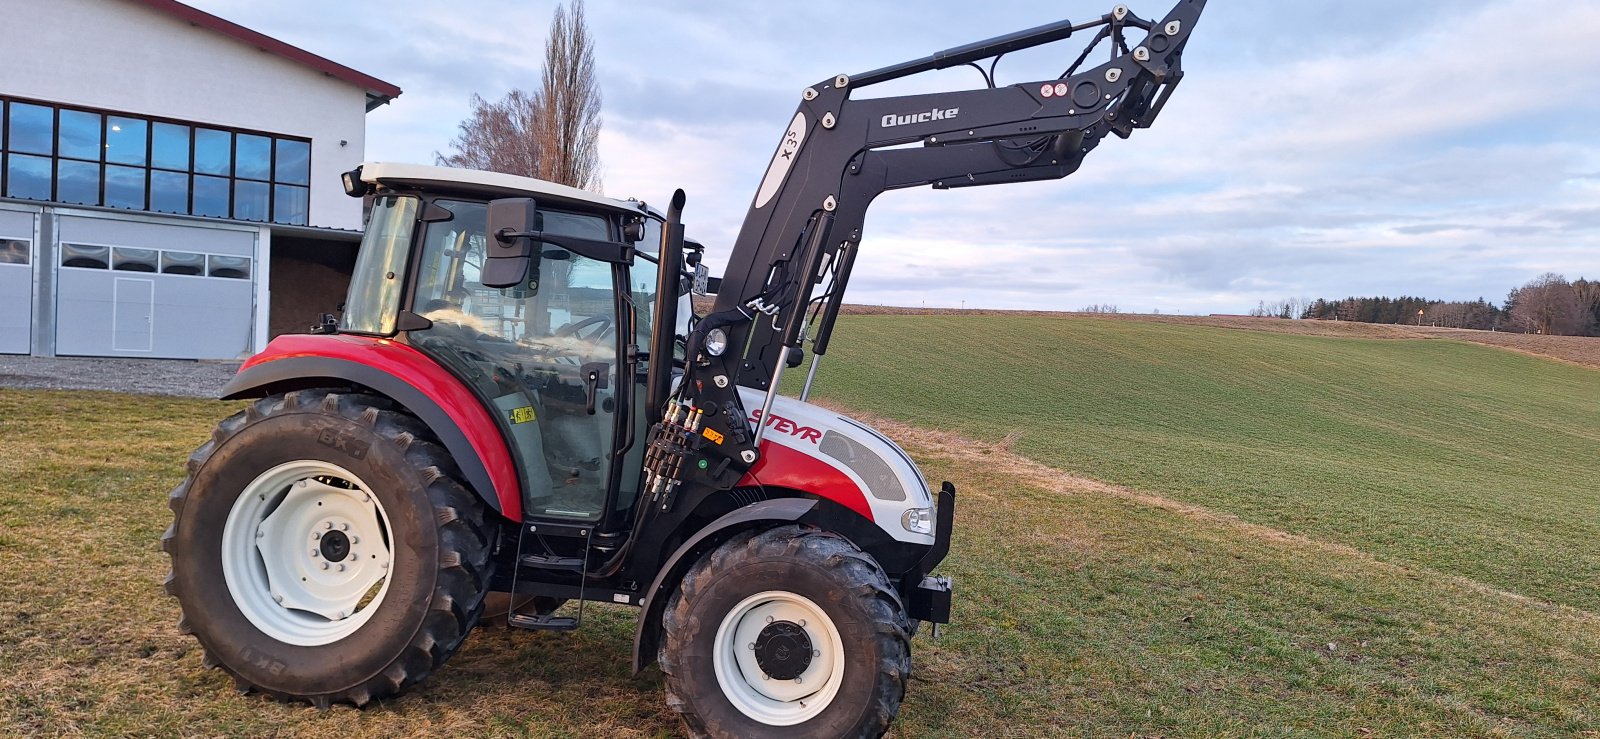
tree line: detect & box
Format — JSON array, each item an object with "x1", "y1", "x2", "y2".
[{"x1": 1260, "y1": 274, "x2": 1600, "y2": 336}]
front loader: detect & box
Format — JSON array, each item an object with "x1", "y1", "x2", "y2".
[{"x1": 163, "y1": 3, "x2": 1205, "y2": 737}]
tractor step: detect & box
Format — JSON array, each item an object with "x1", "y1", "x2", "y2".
[
  {"x1": 519, "y1": 553, "x2": 586, "y2": 571},
  {"x1": 507, "y1": 612, "x2": 579, "y2": 631}
]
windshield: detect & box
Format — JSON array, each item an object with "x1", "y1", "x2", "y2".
[
  {"x1": 341, "y1": 195, "x2": 418, "y2": 335},
  {"x1": 631, "y1": 216, "x2": 695, "y2": 363}
]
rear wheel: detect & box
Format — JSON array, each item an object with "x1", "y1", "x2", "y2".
[
  {"x1": 660, "y1": 526, "x2": 911, "y2": 738},
  {"x1": 163, "y1": 390, "x2": 494, "y2": 707}
]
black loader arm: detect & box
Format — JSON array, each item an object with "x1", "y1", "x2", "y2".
[{"x1": 637, "y1": 1, "x2": 1206, "y2": 510}]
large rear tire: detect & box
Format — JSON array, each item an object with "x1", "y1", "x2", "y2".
[
  {"x1": 660, "y1": 526, "x2": 912, "y2": 738},
  {"x1": 163, "y1": 390, "x2": 494, "y2": 707}
]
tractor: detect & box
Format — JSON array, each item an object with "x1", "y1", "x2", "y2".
[{"x1": 163, "y1": 2, "x2": 1204, "y2": 736}]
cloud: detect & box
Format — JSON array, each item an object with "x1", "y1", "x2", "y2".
[{"x1": 183, "y1": 0, "x2": 1600, "y2": 313}]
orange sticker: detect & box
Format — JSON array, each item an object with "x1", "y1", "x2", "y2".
[{"x1": 701, "y1": 427, "x2": 726, "y2": 445}]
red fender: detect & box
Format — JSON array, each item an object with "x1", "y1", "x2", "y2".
[{"x1": 231, "y1": 334, "x2": 522, "y2": 519}]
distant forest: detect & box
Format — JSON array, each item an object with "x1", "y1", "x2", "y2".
[{"x1": 1252, "y1": 274, "x2": 1600, "y2": 337}]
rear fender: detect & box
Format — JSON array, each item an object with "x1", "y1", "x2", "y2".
[{"x1": 221, "y1": 334, "x2": 521, "y2": 520}]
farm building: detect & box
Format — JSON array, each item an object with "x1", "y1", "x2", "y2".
[{"x1": 0, "y1": 0, "x2": 398, "y2": 359}]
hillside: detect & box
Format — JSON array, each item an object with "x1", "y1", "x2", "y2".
[{"x1": 804, "y1": 314, "x2": 1600, "y2": 613}]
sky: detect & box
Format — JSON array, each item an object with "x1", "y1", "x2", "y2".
[{"x1": 187, "y1": 0, "x2": 1600, "y2": 315}]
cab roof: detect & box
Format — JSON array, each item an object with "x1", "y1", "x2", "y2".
[{"x1": 360, "y1": 162, "x2": 647, "y2": 216}]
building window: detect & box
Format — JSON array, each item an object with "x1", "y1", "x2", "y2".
[
  {"x1": 1, "y1": 97, "x2": 312, "y2": 225},
  {"x1": 61, "y1": 242, "x2": 252, "y2": 281},
  {"x1": 0, "y1": 239, "x2": 28, "y2": 265}
]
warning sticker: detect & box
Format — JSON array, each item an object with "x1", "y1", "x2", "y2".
[
  {"x1": 1054, "y1": 82, "x2": 1069, "y2": 97},
  {"x1": 701, "y1": 427, "x2": 726, "y2": 445},
  {"x1": 509, "y1": 406, "x2": 536, "y2": 424},
  {"x1": 1040, "y1": 83, "x2": 1054, "y2": 98}
]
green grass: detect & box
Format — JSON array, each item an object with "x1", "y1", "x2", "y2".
[
  {"x1": 2, "y1": 317, "x2": 1598, "y2": 736},
  {"x1": 804, "y1": 315, "x2": 1600, "y2": 613}
]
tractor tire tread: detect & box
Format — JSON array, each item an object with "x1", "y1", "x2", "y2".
[
  {"x1": 164, "y1": 389, "x2": 493, "y2": 708},
  {"x1": 660, "y1": 525, "x2": 911, "y2": 739}
]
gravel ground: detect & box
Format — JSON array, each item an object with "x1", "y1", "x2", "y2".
[{"x1": 0, "y1": 355, "x2": 240, "y2": 398}]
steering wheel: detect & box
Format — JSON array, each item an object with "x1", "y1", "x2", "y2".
[{"x1": 554, "y1": 315, "x2": 614, "y2": 344}]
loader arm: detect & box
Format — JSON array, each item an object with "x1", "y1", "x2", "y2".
[{"x1": 638, "y1": 0, "x2": 1205, "y2": 509}]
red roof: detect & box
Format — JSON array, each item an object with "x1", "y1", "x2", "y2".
[{"x1": 125, "y1": 0, "x2": 402, "y2": 111}]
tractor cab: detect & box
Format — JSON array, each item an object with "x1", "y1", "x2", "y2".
[{"x1": 338, "y1": 163, "x2": 691, "y2": 524}]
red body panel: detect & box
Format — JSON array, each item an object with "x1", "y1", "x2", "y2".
[
  {"x1": 240, "y1": 334, "x2": 522, "y2": 519},
  {"x1": 738, "y1": 441, "x2": 875, "y2": 522}
]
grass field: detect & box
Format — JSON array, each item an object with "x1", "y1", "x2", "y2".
[
  {"x1": 2, "y1": 315, "x2": 1598, "y2": 736},
  {"x1": 805, "y1": 315, "x2": 1600, "y2": 614}
]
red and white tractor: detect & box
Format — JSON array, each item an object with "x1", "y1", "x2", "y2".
[{"x1": 163, "y1": 3, "x2": 1203, "y2": 736}]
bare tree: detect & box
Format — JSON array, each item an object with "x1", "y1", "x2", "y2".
[
  {"x1": 537, "y1": 0, "x2": 602, "y2": 190},
  {"x1": 436, "y1": 1, "x2": 601, "y2": 191},
  {"x1": 1509, "y1": 273, "x2": 1586, "y2": 335},
  {"x1": 436, "y1": 90, "x2": 543, "y2": 177}
]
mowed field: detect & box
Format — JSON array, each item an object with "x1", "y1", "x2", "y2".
[{"x1": 2, "y1": 315, "x2": 1598, "y2": 736}]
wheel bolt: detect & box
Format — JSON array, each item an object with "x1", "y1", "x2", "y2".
[
  {"x1": 311, "y1": 549, "x2": 320, "y2": 558},
  {"x1": 334, "y1": 610, "x2": 346, "y2": 619},
  {"x1": 380, "y1": 561, "x2": 390, "y2": 570},
  {"x1": 349, "y1": 536, "x2": 359, "y2": 545},
  {"x1": 312, "y1": 531, "x2": 321, "y2": 540},
  {"x1": 794, "y1": 677, "x2": 803, "y2": 684},
  {"x1": 813, "y1": 649, "x2": 821, "y2": 658},
  {"x1": 272, "y1": 593, "x2": 283, "y2": 603},
  {"x1": 348, "y1": 552, "x2": 358, "y2": 561},
  {"x1": 297, "y1": 480, "x2": 307, "y2": 488},
  {"x1": 799, "y1": 619, "x2": 807, "y2": 627},
  {"x1": 323, "y1": 521, "x2": 333, "y2": 530},
  {"x1": 340, "y1": 523, "x2": 350, "y2": 531},
  {"x1": 320, "y1": 562, "x2": 329, "y2": 570},
  {"x1": 748, "y1": 643, "x2": 756, "y2": 650},
  {"x1": 766, "y1": 616, "x2": 774, "y2": 623},
  {"x1": 336, "y1": 564, "x2": 346, "y2": 572}
]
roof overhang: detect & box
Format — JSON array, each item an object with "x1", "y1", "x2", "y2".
[{"x1": 125, "y1": 0, "x2": 401, "y2": 110}]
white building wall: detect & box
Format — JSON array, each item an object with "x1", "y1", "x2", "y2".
[{"x1": 0, "y1": 0, "x2": 371, "y2": 230}]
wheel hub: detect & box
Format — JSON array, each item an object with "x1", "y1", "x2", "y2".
[
  {"x1": 221, "y1": 461, "x2": 395, "y2": 646},
  {"x1": 713, "y1": 590, "x2": 847, "y2": 726},
  {"x1": 753, "y1": 620, "x2": 813, "y2": 680},
  {"x1": 319, "y1": 529, "x2": 351, "y2": 562}
]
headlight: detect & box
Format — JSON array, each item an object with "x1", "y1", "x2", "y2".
[
  {"x1": 901, "y1": 507, "x2": 934, "y2": 535},
  {"x1": 704, "y1": 327, "x2": 728, "y2": 356}
]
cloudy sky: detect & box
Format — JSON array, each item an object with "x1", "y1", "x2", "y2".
[{"x1": 189, "y1": 0, "x2": 1600, "y2": 314}]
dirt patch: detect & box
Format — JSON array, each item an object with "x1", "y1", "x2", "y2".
[{"x1": 1401, "y1": 326, "x2": 1600, "y2": 370}]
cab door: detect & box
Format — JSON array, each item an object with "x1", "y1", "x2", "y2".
[{"x1": 407, "y1": 199, "x2": 630, "y2": 522}]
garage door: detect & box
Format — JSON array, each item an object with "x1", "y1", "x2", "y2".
[
  {"x1": 0, "y1": 209, "x2": 36, "y2": 355},
  {"x1": 54, "y1": 215, "x2": 256, "y2": 360}
]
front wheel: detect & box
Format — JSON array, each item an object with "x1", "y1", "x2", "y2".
[
  {"x1": 660, "y1": 526, "x2": 912, "y2": 738},
  {"x1": 162, "y1": 390, "x2": 494, "y2": 707}
]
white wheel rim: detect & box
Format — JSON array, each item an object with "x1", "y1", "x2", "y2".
[
  {"x1": 220, "y1": 460, "x2": 394, "y2": 646},
  {"x1": 712, "y1": 590, "x2": 846, "y2": 726}
]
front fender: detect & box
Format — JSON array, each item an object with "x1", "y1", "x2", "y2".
[
  {"x1": 222, "y1": 334, "x2": 522, "y2": 520},
  {"x1": 631, "y1": 497, "x2": 817, "y2": 674}
]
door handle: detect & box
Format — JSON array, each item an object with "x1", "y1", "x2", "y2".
[{"x1": 581, "y1": 362, "x2": 610, "y2": 415}]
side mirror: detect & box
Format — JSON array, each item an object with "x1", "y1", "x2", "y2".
[{"x1": 483, "y1": 197, "x2": 539, "y2": 288}]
